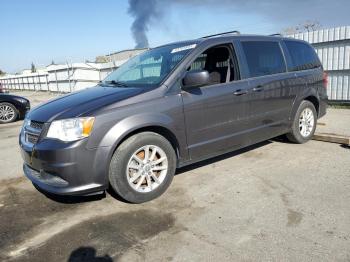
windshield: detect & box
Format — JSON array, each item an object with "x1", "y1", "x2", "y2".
[{"x1": 102, "y1": 43, "x2": 197, "y2": 87}]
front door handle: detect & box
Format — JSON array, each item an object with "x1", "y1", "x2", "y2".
[
  {"x1": 233, "y1": 89, "x2": 248, "y2": 96},
  {"x1": 252, "y1": 86, "x2": 264, "y2": 92}
]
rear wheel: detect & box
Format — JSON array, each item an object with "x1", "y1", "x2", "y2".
[
  {"x1": 0, "y1": 102, "x2": 18, "y2": 124},
  {"x1": 286, "y1": 100, "x2": 317, "y2": 144},
  {"x1": 109, "y1": 132, "x2": 177, "y2": 203}
]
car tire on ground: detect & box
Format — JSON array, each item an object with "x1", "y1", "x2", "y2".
[
  {"x1": 109, "y1": 131, "x2": 177, "y2": 203},
  {"x1": 0, "y1": 102, "x2": 18, "y2": 124},
  {"x1": 286, "y1": 100, "x2": 317, "y2": 144}
]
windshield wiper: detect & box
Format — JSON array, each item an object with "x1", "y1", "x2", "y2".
[{"x1": 102, "y1": 80, "x2": 129, "y2": 87}]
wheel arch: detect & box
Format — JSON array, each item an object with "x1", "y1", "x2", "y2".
[
  {"x1": 113, "y1": 125, "x2": 181, "y2": 160},
  {"x1": 290, "y1": 92, "x2": 320, "y2": 123},
  {"x1": 97, "y1": 113, "x2": 186, "y2": 168},
  {"x1": 303, "y1": 95, "x2": 320, "y2": 116},
  {"x1": 0, "y1": 101, "x2": 17, "y2": 110}
]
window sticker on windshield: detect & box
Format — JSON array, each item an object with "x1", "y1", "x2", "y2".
[{"x1": 171, "y1": 44, "x2": 197, "y2": 54}]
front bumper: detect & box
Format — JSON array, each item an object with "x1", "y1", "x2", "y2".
[
  {"x1": 17, "y1": 100, "x2": 31, "y2": 119},
  {"x1": 19, "y1": 130, "x2": 112, "y2": 196}
]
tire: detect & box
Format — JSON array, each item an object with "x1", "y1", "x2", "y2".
[
  {"x1": 109, "y1": 132, "x2": 177, "y2": 203},
  {"x1": 0, "y1": 102, "x2": 18, "y2": 124},
  {"x1": 286, "y1": 100, "x2": 317, "y2": 144}
]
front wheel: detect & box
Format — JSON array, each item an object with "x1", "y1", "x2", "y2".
[
  {"x1": 286, "y1": 100, "x2": 317, "y2": 144},
  {"x1": 109, "y1": 132, "x2": 177, "y2": 203},
  {"x1": 0, "y1": 102, "x2": 18, "y2": 124}
]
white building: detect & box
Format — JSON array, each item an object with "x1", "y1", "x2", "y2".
[{"x1": 96, "y1": 48, "x2": 147, "y2": 63}]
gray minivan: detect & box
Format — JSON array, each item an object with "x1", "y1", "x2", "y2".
[{"x1": 19, "y1": 33, "x2": 327, "y2": 203}]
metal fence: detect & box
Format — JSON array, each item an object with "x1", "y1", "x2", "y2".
[{"x1": 0, "y1": 62, "x2": 121, "y2": 93}]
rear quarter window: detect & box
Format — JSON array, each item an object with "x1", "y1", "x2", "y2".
[
  {"x1": 284, "y1": 41, "x2": 321, "y2": 71},
  {"x1": 241, "y1": 41, "x2": 286, "y2": 78}
]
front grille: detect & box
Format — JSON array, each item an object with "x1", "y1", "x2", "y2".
[
  {"x1": 24, "y1": 120, "x2": 44, "y2": 145},
  {"x1": 30, "y1": 121, "x2": 44, "y2": 130},
  {"x1": 26, "y1": 133, "x2": 39, "y2": 144}
]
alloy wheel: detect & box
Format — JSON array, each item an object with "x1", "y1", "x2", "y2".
[
  {"x1": 0, "y1": 104, "x2": 16, "y2": 122},
  {"x1": 126, "y1": 145, "x2": 168, "y2": 193},
  {"x1": 299, "y1": 108, "x2": 314, "y2": 137}
]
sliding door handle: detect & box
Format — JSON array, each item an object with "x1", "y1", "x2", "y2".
[
  {"x1": 252, "y1": 86, "x2": 264, "y2": 92},
  {"x1": 233, "y1": 89, "x2": 248, "y2": 96}
]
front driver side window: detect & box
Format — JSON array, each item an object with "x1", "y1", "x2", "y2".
[{"x1": 188, "y1": 44, "x2": 238, "y2": 86}]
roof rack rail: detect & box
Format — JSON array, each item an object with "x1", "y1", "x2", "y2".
[
  {"x1": 269, "y1": 33, "x2": 282, "y2": 37},
  {"x1": 202, "y1": 30, "x2": 241, "y2": 39}
]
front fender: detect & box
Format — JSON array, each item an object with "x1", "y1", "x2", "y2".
[
  {"x1": 87, "y1": 94, "x2": 189, "y2": 166},
  {"x1": 99, "y1": 113, "x2": 174, "y2": 148}
]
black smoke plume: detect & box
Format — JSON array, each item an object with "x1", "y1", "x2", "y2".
[
  {"x1": 128, "y1": 0, "x2": 159, "y2": 48},
  {"x1": 128, "y1": 0, "x2": 350, "y2": 48}
]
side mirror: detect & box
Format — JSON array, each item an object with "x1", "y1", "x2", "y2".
[{"x1": 182, "y1": 70, "x2": 209, "y2": 89}]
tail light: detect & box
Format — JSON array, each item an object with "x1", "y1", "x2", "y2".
[{"x1": 323, "y1": 72, "x2": 328, "y2": 89}]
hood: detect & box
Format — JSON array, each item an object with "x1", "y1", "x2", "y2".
[
  {"x1": 0, "y1": 93, "x2": 29, "y2": 102},
  {"x1": 28, "y1": 85, "x2": 145, "y2": 122}
]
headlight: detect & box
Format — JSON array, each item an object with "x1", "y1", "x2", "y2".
[
  {"x1": 23, "y1": 118, "x2": 31, "y2": 128},
  {"x1": 46, "y1": 117, "x2": 95, "y2": 142}
]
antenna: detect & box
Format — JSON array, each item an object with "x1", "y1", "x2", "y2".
[{"x1": 202, "y1": 30, "x2": 241, "y2": 39}]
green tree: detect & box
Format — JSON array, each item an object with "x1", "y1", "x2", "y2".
[{"x1": 0, "y1": 69, "x2": 5, "y2": 76}]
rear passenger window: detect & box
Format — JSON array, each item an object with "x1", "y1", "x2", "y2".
[
  {"x1": 284, "y1": 41, "x2": 321, "y2": 71},
  {"x1": 241, "y1": 41, "x2": 286, "y2": 77}
]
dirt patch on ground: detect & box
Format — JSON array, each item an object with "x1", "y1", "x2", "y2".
[
  {"x1": 12, "y1": 210, "x2": 175, "y2": 262},
  {"x1": 0, "y1": 182, "x2": 192, "y2": 262},
  {"x1": 0, "y1": 177, "x2": 27, "y2": 188},
  {"x1": 0, "y1": 187, "x2": 81, "y2": 255}
]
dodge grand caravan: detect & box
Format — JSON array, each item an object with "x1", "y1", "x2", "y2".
[{"x1": 20, "y1": 33, "x2": 327, "y2": 203}]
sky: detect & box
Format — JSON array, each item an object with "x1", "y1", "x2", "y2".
[{"x1": 1, "y1": 0, "x2": 349, "y2": 73}]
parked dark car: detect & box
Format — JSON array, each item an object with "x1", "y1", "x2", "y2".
[
  {"x1": 19, "y1": 33, "x2": 327, "y2": 203},
  {"x1": 0, "y1": 93, "x2": 30, "y2": 124}
]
